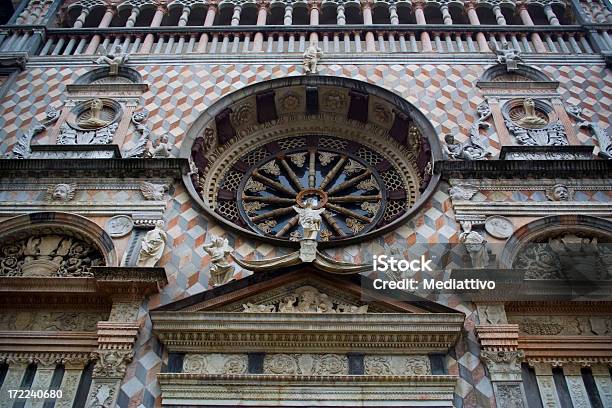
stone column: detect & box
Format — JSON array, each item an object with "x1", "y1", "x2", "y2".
[
  {"x1": 178, "y1": 6, "x2": 191, "y2": 26},
  {"x1": 231, "y1": 5, "x2": 242, "y2": 26},
  {"x1": 198, "y1": 3, "x2": 218, "y2": 52},
  {"x1": 85, "y1": 5, "x2": 116, "y2": 55},
  {"x1": 563, "y1": 364, "x2": 592, "y2": 408},
  {"x1": 440, "y1": 5, "x2": 452, "y2": 25},
  {"x1": 0, "y1": 356, "x2": 30, "y2": 407},
  {"x1": 252, "y1": 0, "x2": 270, "y2": 52},
  {"x1": 284, "y1": 4, "x2": 293, "y2": 25},
  {"x1": 139, "y1": 5, "x2": 166, "y2": 54},
  {"x1": 492, "y1": 5, "x2": 506, "y2": 25},
  {"x1": 532, "y1": 363, "x2": 562, "y2": 407},
  {"x1": 543, "y1": 5, "x2": 560, "y2": 25},
  {"x1": 476, "y1": 305, "x2": 529, "y2": 407},
  {"x1": 389, "y1": 4, "x2": 399, "y2": 25},
  {"x1": 85, "y1": 300, "x2": 141, "y2": 408},
  {"x1": 27, "y1": 356, "x2": 58, "y2": 408},
  {"x1": 465, "y1": 1, "x2": 489, "y2": 52},
  {"x1": 73, "y1": 8, "x2": 89, "y2": 28},
  {"x1": 126, "y1": 7, "x2": 140, "y2": 28},
  {"x1": 517, "y1": 3, "x2": 546, "y2": 53},
  {"x1": 361, "y1": 0, "x2": 376, "y2": 51},
  {"x1": 308, "y1": 1, "x2": 321, "y2": 44},
  {"x1": 413, "y1": 1, "x2": 432, "y2": 52},
  {"x1": 55, "y1": 355, "x2": 90, "y2": 408},
  {"x1": 591, "y1": 364, "x2": 612, "y2": 407}
]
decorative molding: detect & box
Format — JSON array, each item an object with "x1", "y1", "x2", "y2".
[
  {"x1": 151, "y1": 312, "x2": 464, "y2": 354},
  {"x1": 451, "y1": 201, "x2": 612, "y2": 218},
  {"x1": 157, "y1": 373, "x2": 458, "y2": 407},
  {"x1": 500, "y1": 145, "x2": 594, "y2": 160},
  {"x1": 0, "y1": 202, "x2": 166, "y2": 218}
]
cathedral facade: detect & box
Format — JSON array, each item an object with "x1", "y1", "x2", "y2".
[{"x1": 0, "y1": 0, "x2": 611, "y2": 407}]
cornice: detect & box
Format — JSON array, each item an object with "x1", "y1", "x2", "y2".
[
  {"x1": 0, "y1": 158, "x2": 188, "y2": 179},
  {"x1": 0, "y1": 331, "x2": 98, "y2": 355},
  {"x1": 451, "y1": 201, "x2": 612, "y2": 217},
  {"x1": 437, "y1": 159, "x2": 612, "y2": 179},
  {"x1": 151, "y1": 312, "x2": 464, "y2": 353},
  {"x1": 520, "y1": 335, "x2": 612, "y2": 364}
]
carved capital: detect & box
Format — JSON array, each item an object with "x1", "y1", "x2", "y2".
[
  {"x1": 480, "y1": 350, "x2": 524, "y2": 381},
  {"x1": 91, "y1": 349, "x2": 134, "y2": 379}
]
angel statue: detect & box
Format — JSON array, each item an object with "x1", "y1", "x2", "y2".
[
  {"x1": 203, "y1": 235, "x2": 235, "y2": 286},
  {"x1": 94, "y1": 45, "x2": 129, "y2": 76},
  {"x1": 293, "y1": 198, "x2": 325, "y2": 240},
  {"x1": 137, "y1": 220, "x2": 166, "y2": 267},
  {"x1": 490, "y1": 40, "x2": 524, "y2": 72}
]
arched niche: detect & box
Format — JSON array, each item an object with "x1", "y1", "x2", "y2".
[{"x1": 0, "y1": 212, "x2": 118, "y2": 277}]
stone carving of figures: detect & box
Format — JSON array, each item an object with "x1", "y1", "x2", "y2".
[
  {"x1": 45, "y1": 183, "x2": 77, "y2": 202},
  {"x1": 490, "y1": 41, "x2": 524, "y2": 71},
  {"x1": 303, "y1": 41, "x2": 323, "y2": 74},
  {"x1": 148, "y1": 134, "x2": 172, "y2": 158},
  {"x1": 203, "y1": 235, "x2": 235, "y2": 286},
  {"x1": 137, "y1": 221, "x2": 166, "y2": 267},
  {"x1": 293, "y1": 199, "x2": 325, "y2": 240},
  {"x1": 444, "y1": 134, "x2": 490, "y2": 160},
  {"x1": 460, "y1": 230, "x2": 489, "y2": 269},
  {"x1": 95, "y1": 45, "x2": 129, "y2": 76}
]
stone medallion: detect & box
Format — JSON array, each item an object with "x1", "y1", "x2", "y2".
[
  {"x1": 105, "y1": 215, "x2": 134, "y2": 238},
  {"x1": 485, "y1": 216, "x2": 514, "y2": 239}
]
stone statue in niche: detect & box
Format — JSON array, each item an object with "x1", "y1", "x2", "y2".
[
  {"x1": 148, "y1": 134, "x2": 172, "y2": 158},
  {"x1": 303, "y1": 41, "x2": 323, "y2": 74},
  {"x1": 94, "y1": 45, "x2": 130, "y2": 76},
  {"x1": 203, "y1": 235, "x2": 235, "y2": 286},
  {"x1": 459, "y1": 230, "x2": 489, "y2": 269},
  {"x1": 490, "y1": 41, "x2": 524, "y2": 72},
  {"x1": 545, "y1": 184, "x2": 573, "y2": 201},
  {"x1": 45, "y1": 183, "x2": 77, "y2": 202},
  {"x1": 78, "y1": 99, "x2": 111, "y2": 129},
  {"x1": 136, "y1": 221, "x2": 166, "y2": 267}
]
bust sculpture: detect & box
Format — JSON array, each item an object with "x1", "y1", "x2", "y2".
[
  {"x1": 460, "y1": 230, "x2": 489, "y2": 269},
  {"x1": 515, "y1": 98, "x2": 548, "y2": 129},
  {"x1": 78, "y1": 99, "x2": 110, "y2": 129}
]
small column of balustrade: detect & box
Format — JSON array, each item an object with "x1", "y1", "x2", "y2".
[
  {"x1": 140, "y1": 5, "x2": 166, "y2": 53},
  {"x1": 85, "y1": 5, "x2": 116, "y2": 54}
]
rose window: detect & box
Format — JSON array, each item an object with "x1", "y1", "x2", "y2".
[{"x1": 211, "y1": 135, "x2": 421, "y2": 242}]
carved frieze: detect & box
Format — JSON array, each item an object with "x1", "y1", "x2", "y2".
[
  {"x1": 263, "y1": 354, "x2": 348, "y2": 375},
  {"x1": 509, "y1": 315, "x2": 612, "y2": 336},
  {"x1": 0, "y1": 310, "x2": 106, "y2": 331},
  {"x1": 364, "y1": 355, "x2": 431, "y2": 375},
  {"x1": 182, "y1": 354, "x2": 248, "y2": 375}
]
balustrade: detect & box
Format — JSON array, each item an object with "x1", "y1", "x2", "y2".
[{"x1": 25, "y1": 25, "x2": 604, "y2": 57}]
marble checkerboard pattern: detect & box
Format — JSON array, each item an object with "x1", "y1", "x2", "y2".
[{"x1": 0, "y1": 61, "x2": 609, "y2": 407}]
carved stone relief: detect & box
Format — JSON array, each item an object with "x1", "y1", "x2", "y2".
[
  {"x1": 108, "y1": 301, "x2": 140, "y2": 323},
  {"x1": 514, "y1": 233, "x2": 611, "y2": 280},
  {"x1": 91, "y1": 349, "x2": 134, "y2": 379},
  {"x1": 444, "y1": 102, "x2": 492, "y2": 160},
  {"x1": 495, "y1": 383, "x2": 526, "y2": 408},
  {"x1": 0, "y1": 310, "x2": 106, "y2": 331},
  {"x1": 484, "y1": 216, "x2": 514, "y2": 239},
  {"x1": 0, "y1": 234, "x2": 105, "y2": 277},
  {"x1": 545, "y1": 184, "x2": 574, "y2": 201},
  {"x1": 203, "y1": 235, "x2": 235, "y2": 286},
  {"x1": 364, "y1": 355, "x2": 431, "y2": 375},
  {"x1": 105, "y1": 215, "x2": 134, "y2": 238},
  {"x1": 509, "y1": 315, "x2": 612, "y2": 336},
  {"x1": 45, "y1": 183, "x2": 77, "y2": 202},
  {"x1": 182, "y1": 354, "x2": 248, "y2": 375},
  {"x1": 459, "y1": 230, "x2": 490, "y2": 268},
  {"x1": 242, "y1": 285, "x2": 368, "y2": 314},
  {"x1": 58, "y1": 99, "x2": 121, "y2": 146},
  {"x1": 263, "y1": 354, "x2": 348, "y2": 375},
  {"x1": 480, "y1": 350, "x2": 524, "y2": 381},
  {"x1": 136, "y1": 220, "x2": 166, "y2": 267},
  {"x1": 477, "y1": 304, "x2": 508, "y2": 325},
  {"x1": 567, "y1": 104, "x2": 611, "y2": 159},
  {"x1": 139, "y1": 181, "x2": 168, "y2": 201},
  {"x1": 503, "y1": 98, "x2": 568, "y2": 146}
]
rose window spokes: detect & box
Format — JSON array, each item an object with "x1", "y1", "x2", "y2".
[{"x1": 236, "y1": 139, "x2": 389, "y2": 241}]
